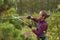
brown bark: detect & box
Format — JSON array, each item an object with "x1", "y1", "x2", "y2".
[
  {"x1": 0, "y1": 12, "x2": 2, "y2": 19},
  {"x1": 0, "y1": 8, "x2": 3, "y2": 19}
]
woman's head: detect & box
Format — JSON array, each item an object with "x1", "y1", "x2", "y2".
[{"x1": 39, "y1": 10, "x2": 50, "y2": 19}]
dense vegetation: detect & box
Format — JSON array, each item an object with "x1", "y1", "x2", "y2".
[
  {"x1": 0, "y1": 9, "x2": 60, "y2": 40},
  {"x1": 0, "y1": 0, "x2": 60, "y2": 40}
]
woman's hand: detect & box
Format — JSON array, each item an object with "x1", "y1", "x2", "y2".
[
  {"x1": 27, "y1": 16, "x2": 34, "y2": 19},
  {"x1": 28, "y1": 24, "x2": 35, "y2": 30},
  {"x1": 27, "y1": 16, "x2": 31, "y2": 19},
  {"x1": 28, "y1": 24, "x2": 32, "y2": 28}
]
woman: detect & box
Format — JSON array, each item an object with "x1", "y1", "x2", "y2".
[{"x1": 27, "y1": 10, "x2": 50, "y2": 40}]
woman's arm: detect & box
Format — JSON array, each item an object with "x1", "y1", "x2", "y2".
[
  {"x1": 31, "y1": 16, "x2": 39, "y2": 22},
  {"x1": 32, "y1": 23, "x2": 48, "y2": 35},
  {"x1": 27, "y1": 16, "x2": 39, "y2": 22}
]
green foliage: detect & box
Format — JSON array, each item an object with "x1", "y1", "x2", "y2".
[
  {"x1": 9, "y1": 17, "x2": 24, "y2": 30},
  {"x1": 0, "y1": 0, "x2": 15, "y2": 7},
  {"x1": 0, "y1": 0, "x2": 60, "y2": 40},
  {"x1": 46, "y1": 13, "x2": 60, "y2": 40},
  {"x1": 0, "y1": 22, "x2": 20, "y2": 40},
  {"x1": 0, "y1": 11, "x2": 60, "y2": 40}
]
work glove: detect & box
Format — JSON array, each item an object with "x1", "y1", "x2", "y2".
[
  {"x1": 28, "y1": 24, "x2": 32, "y2": 28},
  {"x1": 27, "y1": 16, "x2": 31, "y2": 19}
]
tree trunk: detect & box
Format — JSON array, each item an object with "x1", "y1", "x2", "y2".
[
  {"x1": 0, "y1": 12, "x2": 2, "y2": 19},
  {"x1": 16, "y1": 0, "x2": 23, "y2": 16}
]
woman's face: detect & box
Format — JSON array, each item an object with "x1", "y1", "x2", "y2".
[{"x1": 39, "y1": 12, "x2": 44, "y2": 19}]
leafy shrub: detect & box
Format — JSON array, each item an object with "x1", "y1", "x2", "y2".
[{"x1": 0, "y1": 12, "x2": 60, "y2": 40}]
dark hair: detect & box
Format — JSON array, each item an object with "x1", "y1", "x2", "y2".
[{"x1": 40, "y1": 10, "x2": 50, "y2": 19}]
